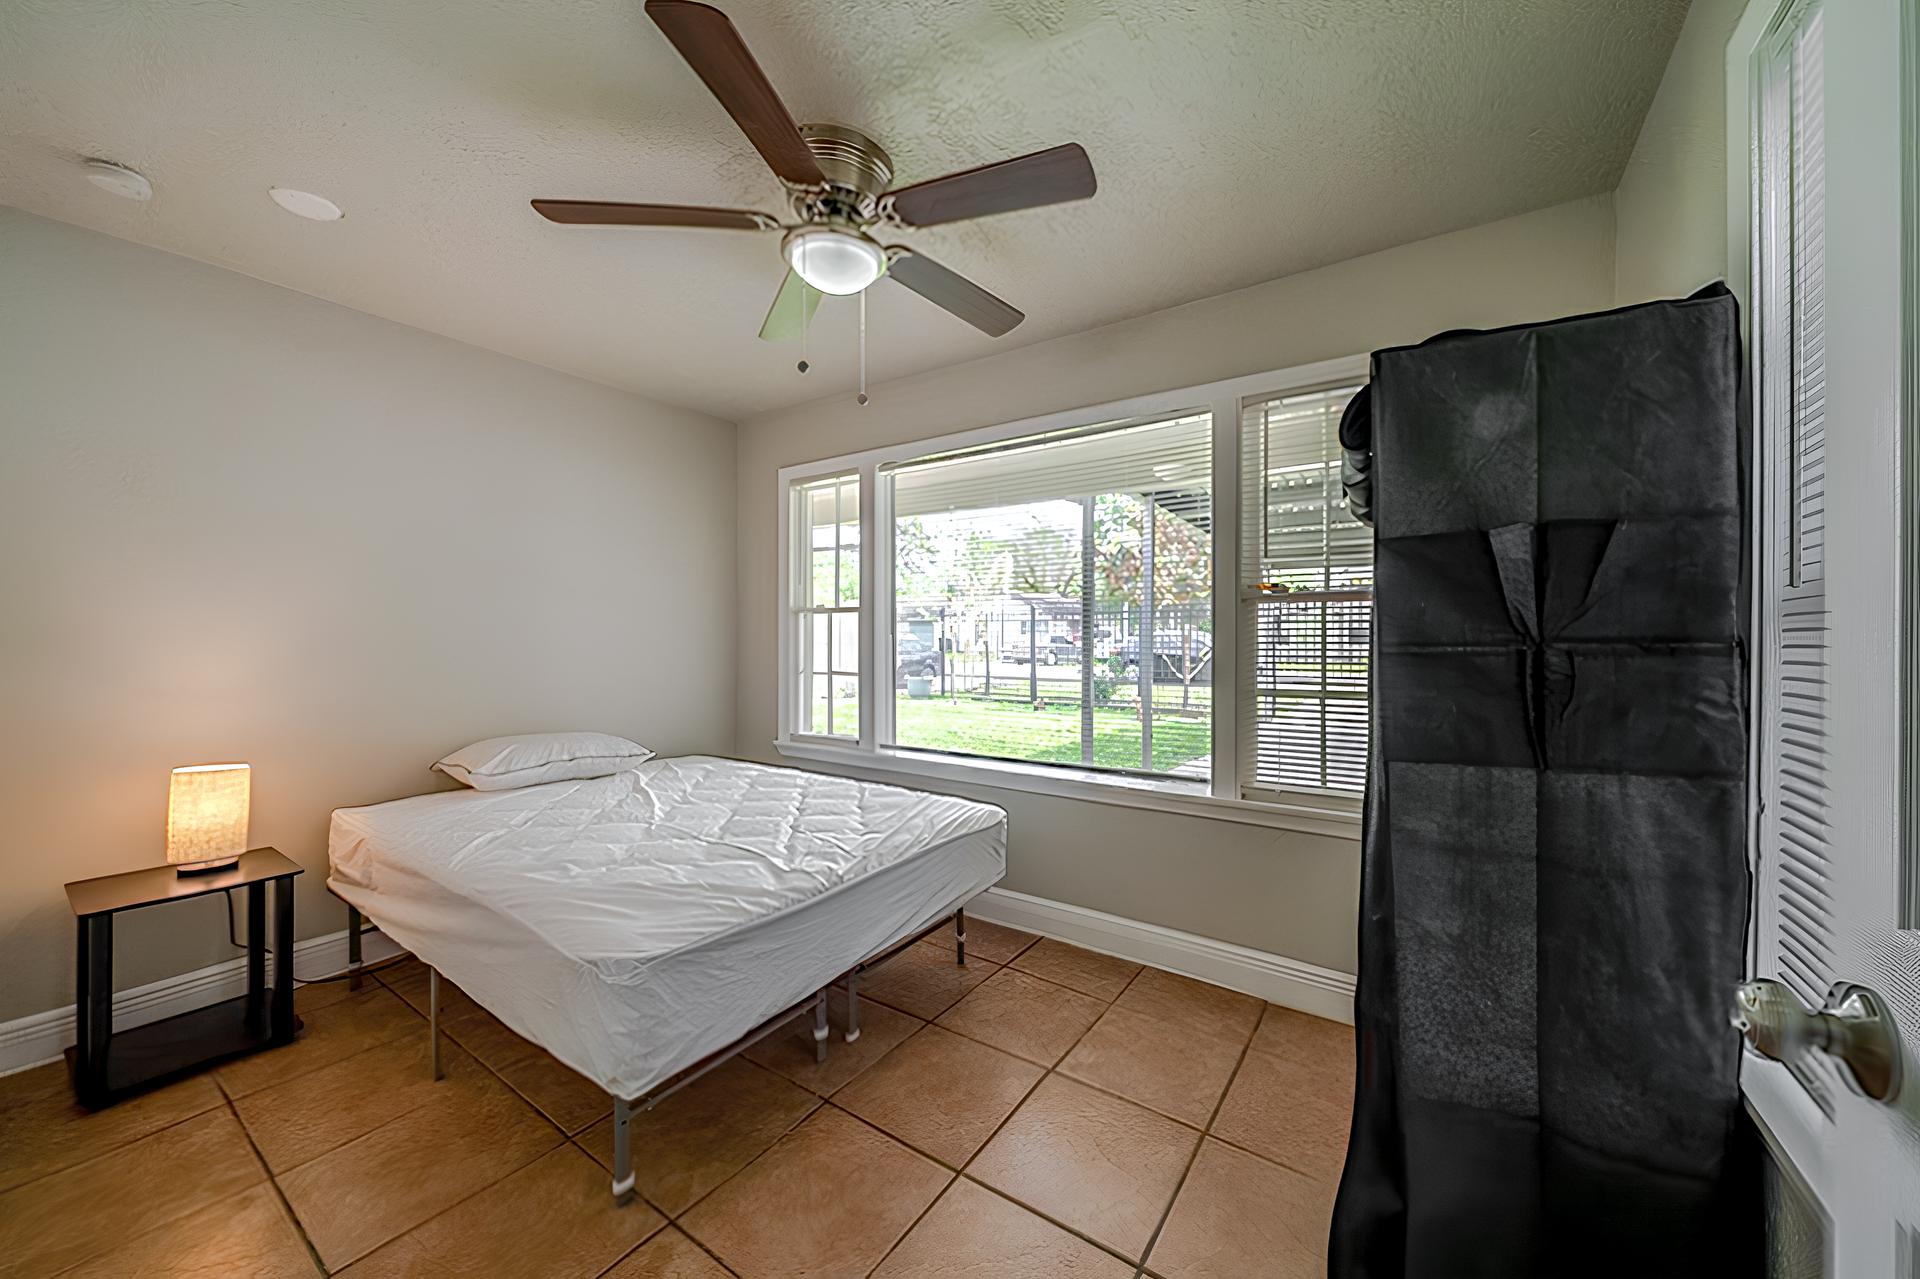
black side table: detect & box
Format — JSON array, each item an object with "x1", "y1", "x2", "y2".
[{"x1": 64, "y1": 847, "x2": 303, "y2": 1108}]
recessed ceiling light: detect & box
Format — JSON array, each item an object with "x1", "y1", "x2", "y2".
[
  {"x1": 269, "y1": 187, "x2": 343, "y2": 221},
  {"x1": 84, "y1": 159, "x2": 152, "y2": 202}
]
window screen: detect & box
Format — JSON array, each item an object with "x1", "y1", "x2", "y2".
[
  {"x1": 1239, "y1": 383, "x2": 1371, "y2": 796},
  {"x1": 884, "y1": 412, "x2": 1213, "y2": 778}
]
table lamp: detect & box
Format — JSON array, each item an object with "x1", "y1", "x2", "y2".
[{"x1": 166, "y1": 763, "x2": 250, "y2": 875}]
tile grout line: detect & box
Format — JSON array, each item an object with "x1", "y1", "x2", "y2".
[
  {"x1": 625, "y1": 1088, "x2": 826, "y2": 1227},
  {"x1": 917, "y1": 947, "x2": 1132, "y2": 1065},
  {"x1": 948, "y1": 1173, "x2": 1146, "y2": 1274},
  {"x1": 219, "y1": 1088, "x2": 330, "y2": 1277},
  {"x1": 857, "y1": 955, "x2": 1121, "y2": 1279},
  {"x1": 302, "y1": 1127, "x2": 566, "y2": 1273},
  {"x1": 1202, "y1": 1123, "x2": 1342, "y2": 1186},
  {"x1": 643, "y1": 979, "x2": 939, "y2": 1266},
  {"x1": 566, "y1": 1133, "x2": 677, "y2": 1222},
  {"x1": 849, "y1": 1155, "x2": 960, "y2": 1278},
  {"x1": 289, "y1": 968, "x2": 580, "y2": 1268},
  {"x1": 666, "y1": 930, "x2": 1056, "y2": 1278},
  {"x1": 904, "y1": 952, "x2": 1152, "y2": 1274},
  {"x1": 226, "y1": 1021, "x2": 463, "y2": 1181},
  {"x1": 1126, "y1": 1001, "x2": 1266, "y2": 1279},
  {"x1": 588, "y1": 1219, "x2": 739, "y2": 1279},
  {"x1": 0, "y1": 989, "x2": 418, "y2": 1271},
  {"x1": 215, "y1": 982, "x2": 420, "y2": 1108},
  {"x1": 0, "y1": 1086, "x2": 229, "y2": 1198},
  {"x1": 380, "y1": 962, "x2": 595, "y2": 1145}
]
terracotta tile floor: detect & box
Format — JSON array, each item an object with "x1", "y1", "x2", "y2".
[{"x1": 0, "y1": 923, "x2": 1353, "y2": 1277}]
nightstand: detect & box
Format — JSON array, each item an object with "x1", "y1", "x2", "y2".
[{"x1": 64, "y1": 847, "x2": 303, "y2": 1108}]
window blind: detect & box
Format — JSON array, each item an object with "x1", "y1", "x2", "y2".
[
  {"x1": 1238, "y1": 383, "x2": 1370, "y2": 797},
  {"x1": 882, "y1": 412, "x2": 1213, "y2": 778}
]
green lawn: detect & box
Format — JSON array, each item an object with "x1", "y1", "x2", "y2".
[{"x1": 892, "y1": 695, "x2": 1209, "y2": 773}]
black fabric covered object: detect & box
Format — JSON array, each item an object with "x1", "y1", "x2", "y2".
[
  {"x1": 1329, "y1": 285, "x2": 1756, "y2": 1277},
  {"x1": 1340, "y1": 384, "x2": 1376, "y2": 527}
]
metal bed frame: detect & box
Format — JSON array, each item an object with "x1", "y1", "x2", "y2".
[{"x1": 344, "y1": 902, "x2": 968, "y2": 1204}]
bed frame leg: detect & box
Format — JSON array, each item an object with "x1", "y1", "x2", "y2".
[
  {"x1": 611, "y1": 1094, "x2": 636, "y2": 1206},
  {"x1": 955, "y1": 908, "x2": 966, "y2": 966},
  {"x1": 428, "y1": 967, "x2": 444, "y2": 1081},
  {"x1": 844, "y1": 971, "x2": 862, "y2": 1043},
  {"x1": 812, "y1": 990, "x2": 830, "y2": 1064},
  {"x1": 346, "y1": 904, "x2": 364, "y2": 991}
]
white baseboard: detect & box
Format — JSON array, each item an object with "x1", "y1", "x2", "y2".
[
  {"x1": 0, "y1": 928, "x2": 405, "y2": 1079},
  {"x1": 965, "y1": 887, "x2": 1356, "y2": 1024}
]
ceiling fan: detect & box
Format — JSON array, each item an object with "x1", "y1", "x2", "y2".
[{"x1": 532, "y1": 0, "x2": 1097, "y2": 344}]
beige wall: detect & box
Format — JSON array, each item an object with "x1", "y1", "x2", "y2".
[
  {"x1": 1613, "y1": 0, "x2": 1748, "y2": 304},
  {"x1": 0, "y1": 210, "x2": 737, "y2": 1021},
  {"x1": 733, "y1": 195, "x2": 1618, "y2": 975}
]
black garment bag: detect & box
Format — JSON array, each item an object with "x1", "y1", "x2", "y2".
[{"x1": 1329, "y1": 284, "x2": 1758, "y2": 1277}]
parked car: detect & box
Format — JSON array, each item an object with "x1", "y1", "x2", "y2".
[
  {"x1": 1007, "y1": 634, "x2": 1080, "y2": 666},
  {"x1": 895, "y1": 635, "x2": 943, "y2": 683},
  {"x1": 1116, "y1": 633, "x2": 1214, "y2": 680}
]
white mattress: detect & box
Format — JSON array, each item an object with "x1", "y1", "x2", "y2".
[{"x1": 326, "y1": 755, "x2": 1006, "y2": 1098}]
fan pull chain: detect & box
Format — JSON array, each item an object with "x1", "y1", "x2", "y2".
[
  {"x1": 857, "y1": 289, "x2": 869, "y2": 406},
  {"x1": 797, "y1": 241, "x2": 811, "y2": 374}
]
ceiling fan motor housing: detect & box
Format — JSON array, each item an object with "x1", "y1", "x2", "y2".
[{"x1": 794, "y1": 123, "x2": 893, "y2": 220}]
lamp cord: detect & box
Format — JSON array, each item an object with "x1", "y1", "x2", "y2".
[{"x1": 221, "y1": 886, "x2": 415, "y2": 985}]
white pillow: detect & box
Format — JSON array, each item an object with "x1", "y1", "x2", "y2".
[{"x1": 433, "y1": 732, "x2": 655, "y2": 791}]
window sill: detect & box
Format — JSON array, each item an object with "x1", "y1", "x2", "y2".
[{"x1": 772, "y1": 738, "x2": 1362, "y2": 839}]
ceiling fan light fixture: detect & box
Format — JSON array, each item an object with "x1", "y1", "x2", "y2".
[{"x1": 783, "y1": 227, "x2": 884, "y2": 296}]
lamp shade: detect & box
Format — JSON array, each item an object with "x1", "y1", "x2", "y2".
[{"x1": 166, "y1": 763, "x2": 250, "y2": 872}]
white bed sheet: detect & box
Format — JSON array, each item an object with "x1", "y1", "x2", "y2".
[{"x1": 326, "y1": 755, "x2": 1006, "y2": 1098}]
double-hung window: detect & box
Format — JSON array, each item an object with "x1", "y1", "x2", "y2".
[
  {"x1": 777, "y1": 356, "x2": 1372, "y2": 831},
  {"x1": 791, "y1": 473, "x2": 862, "y2": 740}
]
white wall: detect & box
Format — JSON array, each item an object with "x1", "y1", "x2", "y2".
[
  {"x1": 0, "y1": 209, "x2": 737, "y2": 1022},
  {"x1": 733, "y1": 195, "x2": 1618, "y2": 975},
  {"x1": 1613, "y1": 0, "x2": 1749, "y2": 303}
]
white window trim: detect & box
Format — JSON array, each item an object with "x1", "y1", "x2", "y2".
[
  {"x1": 781, "y1": 470, "x2": 867, "y2": 746},
  {"x1": 774, "y1": 353, "x2": 1371, "y2": 839}
]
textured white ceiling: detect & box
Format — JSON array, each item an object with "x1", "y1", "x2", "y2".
[{"x1": 0, "y1": 0, "x2": 1687, "y2": 420}]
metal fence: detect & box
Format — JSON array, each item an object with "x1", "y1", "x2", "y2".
[{"x1": 892, "y1": 603, "x2": 1214, "y2": 776}]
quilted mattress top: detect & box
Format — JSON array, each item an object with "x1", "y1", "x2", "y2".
[{"x1": 328, "y1": 755, "x2": 1007, "y2": 967}]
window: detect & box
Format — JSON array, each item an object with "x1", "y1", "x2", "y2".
[
  {"x1": 775, "y1": 355, "x2": 1370, "y2": 831},
  {"x1": 1239, "y1": 384, "x2": 1371, "y2": 796},
  {"x1": 886, "y1": 412, "x2": 1213, "y2": 779},
  {"x1": 792, "y1": 473, "x2": 861, "y2": 739}
]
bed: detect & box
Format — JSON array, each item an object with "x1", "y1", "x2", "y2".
[{"x1": 327, "y1": 754, "x2": 1007, "y2": 1202}]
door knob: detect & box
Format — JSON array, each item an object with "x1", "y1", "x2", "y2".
[{"x1": 1732, "y1": 978, "x2": 1903, "y2": 1102}]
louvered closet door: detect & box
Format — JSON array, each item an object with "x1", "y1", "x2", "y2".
[
  {"x1": 1735, "y1": 0, "x2": 1920, "y2": 1269},
  {"x1": 1755, "y1": 2, "x2": 1833, "y2": 1018}
]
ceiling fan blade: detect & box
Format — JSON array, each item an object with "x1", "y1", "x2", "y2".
[
  {"x1": 887, "y1": 251, "x2": 1024, "y2": 337},
  {"x1": 644, "y1": 0, "x2": 825, "y2": 187},
  {"x1": 758, "y1": 269, "x2": 823, "y2": 342},
  {"x1": 884, "y1": 143, "x2": 1096, "y2": 228},
  {"x1": 532, "y1": 200, "x2": 778, "y2": 230}
]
